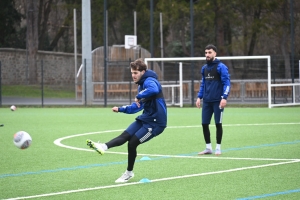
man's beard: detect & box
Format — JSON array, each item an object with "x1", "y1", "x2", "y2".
[{"x1": 206, "y1": 57, "x2": 214, "y2": 64}]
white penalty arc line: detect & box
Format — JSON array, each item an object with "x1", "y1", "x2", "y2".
[
  {"x1": 54, "y1": 122, "x2": 300, "y2": 147},
  {"x1": 5, "y1": 159, "x2": 300, "y2": 200},
  {"x1": 54, "y1": 129, "x2": 123, "y2": 153},
  {"x1": 54, "y1": 123, "x2": 300, "y2": 161}
]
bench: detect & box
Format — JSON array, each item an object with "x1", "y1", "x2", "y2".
[
  {"x1": 245, "y1": 82, "x2": 268, "y2": 98},
  {"x1": 76, "y1": 84, "x2": 138, "y2": 99},
  {"x1": 94, "y1": 84, "x2": 138, "y2": 99},
  {"x1": 192, "y1": 82, "x2": 241, "y2": 99},
  {"x1": 94, "y1": 89, "x2": 137, "y2": 98},
  {"x1": 229, "y1": 82, "x2": 241, "y2": 98},
  {"x1": 271, "y1": 84, "x2": 292, "y2": 98}
]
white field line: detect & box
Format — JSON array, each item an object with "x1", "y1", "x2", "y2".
[
  {"x1": 112, "y1": 153, "x2": 300, "y2": 162},
  {"x1": 4, "y1": 159, "x2": 300, "y2": 200},
  {"x1": 167, "y1": 122, "x2": 300, "y2": 128},
  {"x1": 54, "y1": 145, "x2": 300, "y2": 162},
  {"x1": 53, "y1": 122, "x2": 300, "y2": 162}
]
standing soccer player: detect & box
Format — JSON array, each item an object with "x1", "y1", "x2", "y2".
[
  {"x1": 87, "y1": 58, "x2": 167, "y2": 183},
  {"x1": 196, "y1": 44, "x2": 230, "y2": 155}
]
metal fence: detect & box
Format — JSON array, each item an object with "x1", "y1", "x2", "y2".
[{"x1": 0, "y1": 54, "x2": 299, "y2": 107}]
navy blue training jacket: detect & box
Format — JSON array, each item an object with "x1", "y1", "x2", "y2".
[
  {"x1": 118, "y1": 70, "x2": 167, "y2": 127},
  {"x1": 197, "y1": 58, "x2": 230, "y2": 102}
]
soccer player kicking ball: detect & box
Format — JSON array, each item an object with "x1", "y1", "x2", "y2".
[
  {"x1": 196, "y1": 44, "x2": 230, "y2": 156},
  {"x1": 87, "y1": 58, "x2": 167, "y2": 183}
]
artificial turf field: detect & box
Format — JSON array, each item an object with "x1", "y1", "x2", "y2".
[{"x1": 0, "y1": 106, "x2": 299, "y2": 199}]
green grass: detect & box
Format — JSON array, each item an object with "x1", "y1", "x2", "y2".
[
  {"x1": 0, "y1": 107, "x2": 300, "y2": 199},
  {"x1": 1, "y1": 85, "x2": 75, "y2": 98}
]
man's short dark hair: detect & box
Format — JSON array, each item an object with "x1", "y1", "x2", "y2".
[
  {"x1": 205, "y1": 44, "x2": 217, "y2": 53},
  {"x1": 130, "y1": 58, "x2": 147, "y2": 71}
]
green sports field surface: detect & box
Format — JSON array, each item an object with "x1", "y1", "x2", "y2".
[{"x1": 1, "y1": 107, "x2": 299, "y2": 200}]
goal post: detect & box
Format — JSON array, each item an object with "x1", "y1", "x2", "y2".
[
  {"x1": 161, "y1": 62, "x2": 183, "y2": 107},
  {"x1": 268, "y1": 83, "x2": 300, "y2": 108},
  {"x1": 145, "y1": 56, "x2": 272, "y2": 107},
  {"x1": 268, "y1": 58, "x2": 300, "y2": 108}
]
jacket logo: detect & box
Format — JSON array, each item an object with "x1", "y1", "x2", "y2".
[{"x1": 206, "y1": 73, "x2": 214, "y2": 79}]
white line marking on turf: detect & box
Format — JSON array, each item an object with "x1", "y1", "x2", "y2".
[
  {"x1": 53, "y1": 123, "x2": 300, "y2": 161},
  {"x1": 167, "y1": 122, "x2": 300, "y2": 128},
  {"x1": 133, "y1": 154, "x2": 300, "y2": 161},
  {"x1": 5, "y1": 159, "x2": 300, "y2": 200}
]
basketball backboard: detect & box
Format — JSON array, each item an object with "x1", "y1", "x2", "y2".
[{"x1": 125, "y1": 35, "x2": 137, "y2": 49}]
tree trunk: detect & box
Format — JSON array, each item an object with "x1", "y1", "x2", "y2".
[
  {"x1": 49, "y1": 9, "x2": 73, "y2": 51},
  {"x1": 248, "y1": 5, "x2": 261, "y2": 56},
  {"x1": 26, "y1": 0, "x2": 39, "y2": 84}
]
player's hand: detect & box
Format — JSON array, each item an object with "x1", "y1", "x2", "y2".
[
  {"x1": 219, "y1": 99, "x2": 227, "y2": 109},
  {"x1": 196, "y1": 98, "x2": 201, "y2": 108},
  {"x1": 112, "y1": 106, "x2": 119, "y2": 112},
  {"x1": 135, "y1": 98, "x2": 141, "y2": 108}
]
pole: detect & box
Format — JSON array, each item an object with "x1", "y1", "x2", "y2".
[
  {"x1": 84, "y1": 59, "x2": 87, "y2": 106},
  {"x1": 104, "y1": 0, "x2": 107, "y2": 107},
  {"x1": 134, "y1": 11, "x2": 137, "y2": 36},
  {"x1": 179, "y1": 62, "x2": 183, "y2": 107},
  {"x1": 41, "y1": 60, "x2": 44, "y2": 107},
  {"x1": 190, "y1": 0, "x2": 195, "y2": 106},
  {"x1": 74, "y1": 9, "x2": 78, "y2": 99},
  {"x1": 134, "y1": 11, "x2": 137, "y2": 59},
  {"x1": 160, "y1": 13, "x2": 164, "y2": 80},
  {"x1": 26, "y1": 15, "x2": 29, "y2": 85},
  {"x1": 268, "y1": 56, "x2": 272, "y2": 108},
  {"x1": 129, "y1": 58, "x2": 132, "y2": 105},
  {"x1": 150, "y1": 0, "x2": 154, "y2": 69},
  {"x1": 0, "y1": 61, "x2": 2, "y2": 107},
  {"x1": 82, "y1": 0, "x2": 92, "y2": 105},
  {"x1": 290, "y1": 0, "x2": 295, "y2": 83}
]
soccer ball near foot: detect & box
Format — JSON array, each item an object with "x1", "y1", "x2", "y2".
[{"x1": 13, "y1": 131, "x2": 32, "y2": 149}]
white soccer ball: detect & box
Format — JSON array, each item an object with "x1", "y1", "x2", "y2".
[
  {"x1": 13, "y1": 131, "x2": 32, "y2": 149},
  {"x1": 10, "y1": 105, "x2": 16, "y2": 111}
]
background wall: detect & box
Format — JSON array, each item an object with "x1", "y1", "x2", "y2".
[{"x1": 0, "y1": 48, "x2": 81, "y2": 85}]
